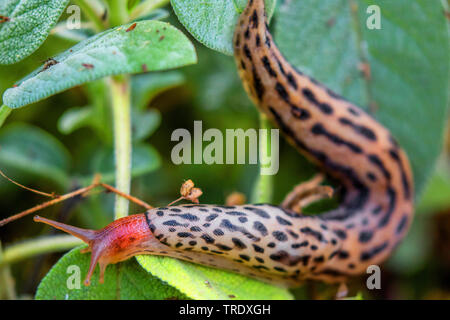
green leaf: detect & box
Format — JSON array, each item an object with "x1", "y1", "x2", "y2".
[
  {"x1": 0, "y1": 0, "x2": 69, "y2": 65},
  {"x1": 416, "y1": 166, "x2": 450, "y2": 214},
  {"x1": 3, "y1": 20, "x2": 197, "y2": 109},
  {"x1": 57, "y1": 106, "x2": 94, "y2": 134},
  {"x1": 36, "y1": 247, "x2": 188, "y2": 300},
  {"x1": 87, "y1": 143, "x2": 161, "y2": 184},
  {"x1": 274, "y1": 0, "x2": 449, "y2": 196},
  {"x1": 132, "y1": 109, "x2": 161, "y2": 141},
  {"x1": 170, "y1": 0, "x2": 276, "y2": 55},
  {"x1": 0, "y1": 123, "x2": 71, "y2": 186},
  {"x1": 132, "y1": 71, "x2": 185, "y2": 110},
  {"x1": 387, "y1": 213, "x2": 430, "y2": 275},
  {"x1": 136, "y1": 255, "x2": 293, "y2": 300}
]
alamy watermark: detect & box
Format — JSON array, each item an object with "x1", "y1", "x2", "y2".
[
  {"x1": 66, "y1": 5, "x2": 81, "y2": 30},
  {"x1": 366, "y1": 265, "x2": 381, "y2": 289},
  {"x1": 171, "y1": 121, "x2": 280, "y2": 176},
  {"x1": 66, "y1": 265, "x2": 81, "y2": 289},
  {"x1": 366, "y1": 5, "x2": 382, "y2": 30}
]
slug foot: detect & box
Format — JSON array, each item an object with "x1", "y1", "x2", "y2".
[{"x1": 281, "y1": 174, "x2": 334, "y2": 213}]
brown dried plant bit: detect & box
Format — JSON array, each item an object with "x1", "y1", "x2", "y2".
[
  {"x1": 225, "y1": 192, "x2": 246, "y2": 206},
  {"x1": 0, "y1": 167, "x2": 58, "y2": 198},
  {"x1": 82, "y1": 63, "x2": 94, "y2": 69},
  {"x1": 358, "y1": 62, "x2": 371, "y2": 80},
  {"x1": 42, "y1": 58, "x2": 58, "y2": 71},
  {"x1": 184, "y1": 187, "x2": 202, "y2": 204},
  {"x1": 326, "y1": 17, "x2": 336, "y2": 27},
  {"x1": 0, "y1": 15, "x2": 10, "y2": 23},
  {"x1": 126, "y1": 22, "x2": 137, "y2": 32},
  {"x1": 180, "y1": 179, "x2": 195, "y2": 197},
  {"x1": 101, "y1": 9, "x2": 108, "y2": 21},
  {"x1": 0, "y1": 174, "x2": 153, "y2": 227},
  {"x1": 168, "y1": 179, "x2": 202, "y2": 206},
  {"x1": 159, "y1": 35, "x2": 165, "y2": 41}
]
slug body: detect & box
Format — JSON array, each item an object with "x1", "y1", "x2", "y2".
[{"x1": 36, "y1": 0, "x2": 414, "y2": 287}]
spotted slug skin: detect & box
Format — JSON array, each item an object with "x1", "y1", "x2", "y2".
[{"x1": 36, "y1": 0, "x2": 414, "y2": 287}]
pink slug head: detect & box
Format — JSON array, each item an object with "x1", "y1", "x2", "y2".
[{"x1": 34, "y1": 214, "x2": 153, "y2": 286}]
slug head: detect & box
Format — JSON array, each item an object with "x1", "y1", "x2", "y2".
[{"x1": 34, "y1": 214, "x2": 153, "y2": 286}]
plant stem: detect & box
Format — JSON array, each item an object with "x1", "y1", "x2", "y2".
[
  {"x1": 110, "y1": 76, "x2": 132, "y2": 219},
  {"x1": 0, "y1": 242, "x2": 16, "y2": 299},
  {"x1": 251, "y1": 113, "x2": 274, "y2": 203},
  {"x1": 74, "y1": 0, "x2": 105, "y2": 32},
  {"x1": 0, "y1": 105, "x2": 12, "y2": 128},
  {"x1": 0, "y1": 236, "x2": 82, "y2": 267},
  {"x1": 109, "y1": 0, "x2": 129, "y2": 27}
]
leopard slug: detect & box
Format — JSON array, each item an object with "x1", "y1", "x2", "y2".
[{"x1": 35, "y1": 0, "x2": 414, "y2": 287}]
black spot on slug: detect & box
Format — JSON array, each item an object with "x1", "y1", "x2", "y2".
[
  {"x1": 396, "y1": 214, "x2": 409, "y2": 234},
  {"x1": 311, "y1": 123, "x2": 363, "y2": 154},
  {"x1": 272, "y1": 231, "x2": 288, "y2": 242},
  {"x1": 338, "y1": 117, "x2": 377, "y2": 141},
  {"x1": 360, "y1": 241, "x2": 389, "y2": 261},
  {"x1": 239, "y1": 254, "x2": 250, "y2": 261},
  {"x1": 244, "y1": 206, "x2": 270, "y2": 219},
  {"x1": 253, "y1": 221, "x2": 268, "y2": 236},
  {"x1": 262, "y1": 56, "x2": 277, "y2": 77},
  {"x1": 359, "y1": 230, "x2": 373, "y2": 243},
  {"x1": 201, "y1": 234, "x2": 215, "y2": 244},
  {"x1": 275, "y1": 82, "x2": 289, "y2": 102},
  {"x1": 232, "y1": 238, "x2": 247, "y2": 249},
  {"x1": 177, "y1": 232, "x2": 193, "y2": 238},
  {"x1": 276, "y1": 216, "x2": 292, "y2": 226},
  {"x1": 253, "y1": 244, "x2": 264, "y2": 253},
  {"x1": 292, "y1": 241, "x2": 309, "y2": 249}
]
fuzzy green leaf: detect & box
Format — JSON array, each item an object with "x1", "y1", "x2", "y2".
[
  {"x1": 3, "y1": 20, "x2": 197, "y2": 109},
  {"x1": 35, "y1": 247, "x2": 188, "y2": 300},
  {"x1": 132, "y1": 109, "x2": 161, "y2": 141},
  {"x1": 131, "y1": 71, "x2": 185, "y2": 110},
  {"x1": 57, "y1": 106, "x2": 94, "y2": 135},
  {"x1": 0, "y1": 123, "x2": 70, "y2": 185},
  {"x1": 136, "y1": 255, "x2": 293, "y2": 300},
  {"x1": 170, "y1": 0, "x2": 276, "y2": 55},
  {"x1": 0, "y1": 0, "x2": 70, "y2": 64}
]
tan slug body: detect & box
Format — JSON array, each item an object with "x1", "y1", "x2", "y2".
[{"x1": 35, "y1": 0, "x2": 414, "y2": 287}]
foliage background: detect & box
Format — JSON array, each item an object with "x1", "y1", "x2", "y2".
[{"x1": 0, "y1": 0, "x2": 449, "y2": 299}]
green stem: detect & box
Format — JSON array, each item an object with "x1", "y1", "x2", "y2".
[
  {"x1": 110, "y1": 76, "x2": 132, "y2": 219},
  {"x1": 109, "y1": 0, "x2": 129, "y2": 27},
  {"x1": 251, "y1": 113, "x2": 274, "y2": 203},
  {"x1": 0, "y1": 242, "x2": 16, "y2": 299},
  {"x1": 0, "y1": 236, "x2": 82, "y2": 267},
  {"x1": 74, "y1": 0, "x2": 105, "y2": 31},
  {"x1": 0, "y1": 105, "x2": 12, "y2": 128}
]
